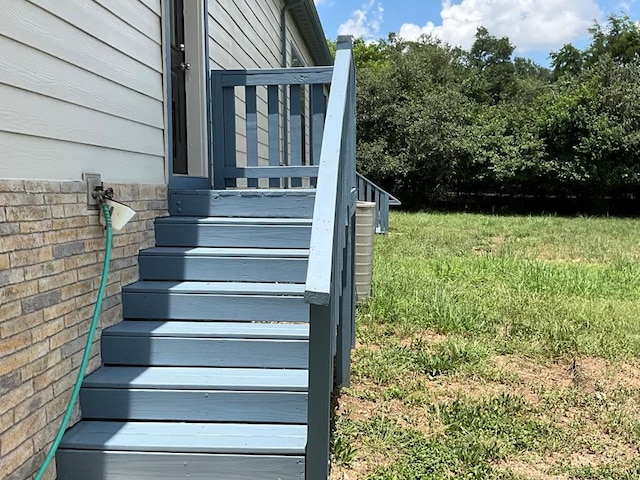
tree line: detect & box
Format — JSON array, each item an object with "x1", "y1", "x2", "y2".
[{"x1": 343, "y1": 15, "x2": 640, "y2": 210}]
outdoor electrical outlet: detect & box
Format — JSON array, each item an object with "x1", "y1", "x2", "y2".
[{"x1": 84, "y1": 173, "x2": 102, "y2": 208}]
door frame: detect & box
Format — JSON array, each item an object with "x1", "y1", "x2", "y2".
[{"x1": 164, "y1": 0, "x2": 211, "y2": 190}]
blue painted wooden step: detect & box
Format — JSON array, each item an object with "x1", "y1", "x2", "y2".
[
  {"x1": 80, "y1": 366, "x2": 308, "y2": 423},
  {"x1": 154, "y1": 216, "x2": 311, "y2": 248},
  {"x1": 102, "y1": 320, "x2": 309, "y2": 339},
  {"x1": 170, "y1": 189, "x2": 316, "y2": 218},
  {"x1": 122, "y1": 281, "x2": 308, "y2": 322},
  {"x1": 83, "y1": 366, "x2": 308, "y2": 390},
  {"x1": 101, "y1": 321, "x2": 309, "y2": 368},
  {"x1": 138, "y1": 247, "x2": 309, "y2": 282},
  {"x1": 56, "y1": 451, "x2": 305, "y2": 480},
  {"x1": 59, "y1": 421, "x2": 307, "y2": 454},
  {"x1": 56, "y1": 422, "x2": 306, "y2": 480}
]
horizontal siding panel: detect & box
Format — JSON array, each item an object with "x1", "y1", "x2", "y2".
[
  {"x1": 0, "y1": 132, "x2": 165, "y2": 184},
  {"x1": 0, "y1": 83, "x2": 164, "y2": 156},
  {"x1": 0, "y1": 0, "x2": 162, "y2": 100},
  {"x1": 246, "y1": 0, "x2": 283, "y2": 55},
  {"x1": 139, "y1": 0, "x2": 161, "y2": 16},
  {"x1": 29, "y1": 0, "x2": 162, "y2": 72},
  {"x1": 0, "y1": 36, "x2": 163, "y2": 128},
  {"x1": 207, "y1": 3, "x2": 277, "y2": 69},
  {"x1": 215, "y1": 0, "x2": 279, "y2": 66},
  {"x1": 207, "y1": 17, "x2": 254, "y2": 68},
  {"x1": 93, "y1": 0, "x2": 161, "y2": 43}
]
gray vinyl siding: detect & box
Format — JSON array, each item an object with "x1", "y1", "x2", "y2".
[
  {"x1": 0, "y1": 0, "x2": 165, "y2": 184},
  {"x1": 207, "y1": 0, "x2": 316, "y2": 182}
]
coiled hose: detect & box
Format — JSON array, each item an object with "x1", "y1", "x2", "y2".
[{"x1": 35, "y1": 202, "x2": 112, "y2": 480}]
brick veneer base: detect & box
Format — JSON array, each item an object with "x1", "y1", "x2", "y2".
[{"x1": 0, "y1": 179, "x2": 167, "y2": 480}]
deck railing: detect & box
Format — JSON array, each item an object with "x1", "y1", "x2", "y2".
[
  {"x1": 211, "y1": 65, "x2": 333, "y2": 189},
  {"x1": 356, "y1": 173, "x2": 401, "y2": 234},
  {"x1": 303, "y1": 36, "x2": 356, "y2": 480}
]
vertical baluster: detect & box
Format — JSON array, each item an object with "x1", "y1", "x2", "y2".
[
  {"x1": 290, "y1": 84, "x2": 302, "y2": 188},
  {"x1": 211, "y1": 72, "x2": 226, "y2": 190},
  {"x1": 245, "y1": 85, "x2": 258, "y2": 188},
  {"x1": 336, "y1": 146, "x2": 353, "y2": 388},
  {"x1": 267, "y1": 85, "x2": 281, "y2": 188},
  {"x1": 310, "y1": 83, "x2": 326, "y2": 187},
  {"x1": 222, "y1": 84, "x2": 237, "y2": 189},
  {"x1": 381, "y1": 193, "x2": 389, "y2": 234}
]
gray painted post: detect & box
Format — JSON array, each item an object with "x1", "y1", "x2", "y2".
[
  {"x1": 245, "y1": 85, "x2": 259, "y2": 188},
  {"x1": 290, "y1": 84, "x2": 303, "y2": 188},
  {"x1": 268, "y1": 85, "x2": 281, "y2": 188},
  {"x1": 336, "y1": 220, "x2": 352, "y2": 388},
  {"x1": 305, "y1": 304, "x2": 333, "y2": 480},
  {"x1": 310, "y1": 84, "x2": 325, "y2": 187},
  {"x1": 380, "y1": 193, "x2": 389, "y2": 234},
  {"x1": 222, "y1": 84, "x2": 237, "y2": 189},
  {"x1": 211, "y1": 72, "x2": 226, "y2": 190}
]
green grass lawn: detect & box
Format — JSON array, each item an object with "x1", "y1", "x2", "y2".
[{"x1": 332, "y1": 212, "x2": 640, "y2": 480}]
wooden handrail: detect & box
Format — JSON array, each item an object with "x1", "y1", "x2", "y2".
[
  {"x1": 304, "y1": 36, "x2": 356, "y2": 480},
  {"x1": 304, "y1": 39, "x2": 355, "y2": 305}
]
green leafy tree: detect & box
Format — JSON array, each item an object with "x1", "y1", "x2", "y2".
[
  {"x1": 466, "y1": 27, "x2": 516, "y2": 104},
  {"x1": 550, "y1": 44, "x2": 584, "y2": 78},
  {"x1": 587, "y1": 14, "x2": 640, "y2": 65}
]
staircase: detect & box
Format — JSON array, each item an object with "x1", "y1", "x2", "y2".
[
  {"x1": 56, "y1": 36, "x2": 357, "y2": 480},
  {"x1": 56, "y1": 190, "x2": 316, "y2": 480}
]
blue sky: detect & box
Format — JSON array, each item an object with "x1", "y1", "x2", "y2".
[{"x1": 315, "y1": 0, "x2": 640, "y2": 65}]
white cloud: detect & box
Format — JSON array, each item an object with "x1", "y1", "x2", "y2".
[
  {"x1": 618, "y1": 0, "x2": 637, "y2": 13},
  {"x1": 314, "y1": 0, "x2": 326, "y2": 5},
  {"x1": 399, "y1": 0, "x2": 603, "y2": 53},
  {"x1": 338, "y1": 0, "x2": 384, "y2": 41}
]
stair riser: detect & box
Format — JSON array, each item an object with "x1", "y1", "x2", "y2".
[
  {"x1": 122, "y1": 293, "x2": 308, "y2": 322},
  {"x1": 56, "y1": 451, "x2": 305, "y2": 480},
  {"x1": 170, "y1": 191, "x2": 315, "y2": 218},
  {"x1": 155, "y1": 224, "x2": 311, "y2": 248},
  {"x1": 138, "y1": 256, "x2": 308, "y2": 283},
  {"x1": 80, "y1": 389, "x2": 307, "y2": 423},
  {"x1": 101, "y1": 337, "x2": 309, "y2": 369}
]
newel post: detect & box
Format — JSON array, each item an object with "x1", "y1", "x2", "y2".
[{"x1": 306, "y1": 303, "x2": 334, "y2": 480}]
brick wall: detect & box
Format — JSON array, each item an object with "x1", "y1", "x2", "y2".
[{"x1": 0, "y1": 179, "x2": 167, "y2": 480}]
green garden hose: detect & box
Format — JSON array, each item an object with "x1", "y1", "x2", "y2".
[{"x1": 35, "y1": 202, "x2": 112, "y2": 480}]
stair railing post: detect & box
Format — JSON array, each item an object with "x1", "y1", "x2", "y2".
[{"x1": 306, "y1": 303, "x2": 333, "y2": 480}]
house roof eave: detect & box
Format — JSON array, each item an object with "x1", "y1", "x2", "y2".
[{"x1": 286, "y1": 0, "x2": 334, "y2": 66}]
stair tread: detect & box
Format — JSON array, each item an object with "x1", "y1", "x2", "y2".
[
  {"x1": 83, "y1": 366, "x2": 308, "y2": 391},
  {"x1": 140, "y1": 247, "x2": 309, "y2": 258},
  {"x1": 60, "y1": 421, "x2": 306, "y2": 454},
  {"x1": 103, "y1": 321, "x2": 309, "y2": 339},
  {"x1": 156, "y1": 216, "x2": 311, "y2": 225},
  {"x1": 175, "y1": 189, "x2": 315, "y2": 197},
  {"x1": 123, "y1": 281, "x2": 305, "y2": 295}
]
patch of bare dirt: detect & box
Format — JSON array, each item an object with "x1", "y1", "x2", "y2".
[
  {"x1": 472, "y1": 235, "x2": 507, "y2": 255},
  {"x1": 398, "y1": 330, "x2": 448, "y2": 348},
  {"x1": 500, "y1": 457, "x2": 570, "y2": 480},
  {"x1": 494, "y1": 355, "x2": 640, "y2": 394},
  {"x1": 332, "y1": 355, "x2": 640, "y2": 479}
]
